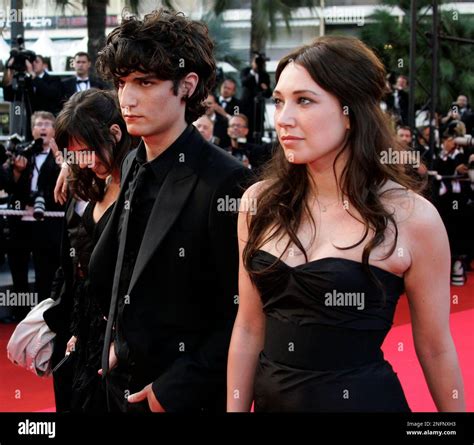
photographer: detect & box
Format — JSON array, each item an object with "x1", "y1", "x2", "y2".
[
  {"x1": 441, "y1": 95, "x2": 474, "y2": 136},
  {"x1": 384, "y1": 74, "x2": 409, "y2": 125},
  {"x1": 3, "y1": 54, "x2": 63, "y2": 116},
  {"x1": 454, "y1": 133, "x2": 474, "y2": 162},
  {"x1": 203, "y1": 93, "x2": 229, "y2": 147},
  {"x1": 432, "y1": 121, "x2": 471, "y2": 286},
  {"x1": 2, "y1": 111, "x2": 63, "y2": 322},
  {"x1": 240, "y1": 52, "x2": 272, "y2": 143},
  {"x1": 225, "y1": 113, "x2": 275, "y2": 175}
]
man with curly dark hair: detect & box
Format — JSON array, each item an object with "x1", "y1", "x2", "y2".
[{"x1": 90, "y1": 9, "x2": 253, "y2": 412}]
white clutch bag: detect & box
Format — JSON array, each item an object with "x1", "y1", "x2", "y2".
[{"x1": 6, "y1": 297, "x2": 59, "y2": 377}]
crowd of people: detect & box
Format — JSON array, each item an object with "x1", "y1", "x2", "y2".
[
  {"x1": 0, "y1": 8, "x2": 469, "y2": 414},
  {"x1": 2, "y1": 51, "x2": 109, "y2": 118},
  {"x1": 0, "y1": 51, "x2": 110, "y2": 322},
  {"x1": 389, "y1": 90, "x2": 474, "y2": 286}
]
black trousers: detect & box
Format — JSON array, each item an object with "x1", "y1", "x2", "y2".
[
  {"x1": 51, "y1": 333, "x2": 74, "y2": 412},
  {"x1": 6, "y1": 218, "x2": 61, "y2": 318}
]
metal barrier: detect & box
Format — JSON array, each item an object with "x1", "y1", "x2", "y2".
[{"x1": 0, "y1": 209, "x2": 65, "y2": 217}]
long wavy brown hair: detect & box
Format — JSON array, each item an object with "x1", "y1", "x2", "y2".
[{"x1": 243, "y1": 36, "x2": 424, "y2": 294}]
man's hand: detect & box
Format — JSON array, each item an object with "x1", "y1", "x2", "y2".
[
  {"x1": 52, "y1": 138, "x2": 70, "y2": 205},
  {"x1": 213, "y1": 103, "x2": 228, "y2": 118},
  {"x1": 128, "y1": 383, "x2": 166, "y2": 412},
  {"x1": 54, "y1": 165, "x2": 69, "y2": 205},
  {"x1": 417, "y1": 163, "x2": 428, "y2": 176},
  {"x1": 13, "y1": 155, "x2": 28, "y2": 172},
  {"x1": 455, "y1": 164, "x2": 468, "y2": 175},
  {"x1": 66, "y1": 336, "x2": 77, "y2": 354},
  {"x1": 3, "y1": 58, "x2": 14, "y2": 86},
  {"x1": 50, "y1": 138, "x2": 61, "y2": 161},
  {"x1": 25, "y1": 60, "x2": 35, "y2": 78},
  {"x1": 12, "y1": 155, "x2": 28, "y2": 182},
  {"x1": 98, "y1": 341, "x2": 118, "y2": 376}
]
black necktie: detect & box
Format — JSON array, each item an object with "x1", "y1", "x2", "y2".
[{"x1": 76, "y1": 79, "x2": 88, "y2": 84}]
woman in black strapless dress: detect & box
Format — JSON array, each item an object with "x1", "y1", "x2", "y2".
[
  {"x1": 227, "y1": 36, "x2": 465, "y2": 412},
  {"x1": 250, "y1": 251, "x2": 409, "y2": 412},
  {"x1": 43, "y1": 89, "x2": 131, "y2": 412}
]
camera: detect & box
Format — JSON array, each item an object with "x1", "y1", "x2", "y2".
[
  {"x1": 32, "y1": 192, "x2": 46, "y2": 220},
  {"x1": 6, "y1": 137, "x2": 46, "y2": 220},
  {"x1": 7, "y1": 137, "x2": 44, "y2": 161},
  {"x1": 9, "y1": 36, "x2": 36, "y2": 73}
]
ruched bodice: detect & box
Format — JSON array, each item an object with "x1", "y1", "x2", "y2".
[
  {"x1": 249, "y1": 250, "x2": 410, "y2": 412},
  {"x1": 251, "y1": 249, "x2": 404, "y2": 330}
]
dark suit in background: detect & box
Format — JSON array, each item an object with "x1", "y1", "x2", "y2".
[
  {"x1": 240, "y1": 67, "x2": 271, "y2": 143},
  {"x1": 3, "y1": 72, "x2": 63, "y2": 115},
  {"x1": 62, "y1": 76, "x2": 109, "y2": 104},
  {"x1": 218, "y1": 96, "x2": 241, "y2": 118},
  {"x1": 212, "y1": 112, "x2": 231, "y2": 148},
  {"x1": 225, "y1": 141, "x2": 275, "y2": 176},
  {"x1": 385, "y1": 88, "x2": 409, "y2": 125},
  {"x1": 89, "y1": 126, "x2": 253, "y2": 412},
  {"x1": 4, "y1": 150, "x2": 63, "y2": 319}
]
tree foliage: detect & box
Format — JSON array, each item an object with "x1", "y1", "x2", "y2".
[{"x1": 360, "y1": 1, "x2": 474, "y2": 111}]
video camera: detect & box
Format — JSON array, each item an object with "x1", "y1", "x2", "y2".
[
  {"x1": 6, "y1": 136, "x2": 44, "y2": 162},
  {"x1": 9, "y1": 35, "x2": 36, "y2": 73},
  {"x1": 5, "y1": 135, "x2": 47, "y2": 220},
  {"x1": 253, "y1": 52, "x2": 269, "y2": 73}
]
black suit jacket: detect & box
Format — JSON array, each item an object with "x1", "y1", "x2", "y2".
[
  {"x1": 226, "y1": 141, "x2": 276, "y2": 175},
  {"x1": 240, "y1": 67, "x2": 272, "y2": 107},
  {"x1": 89, "y1": 127, "x2": 254, "y2": 412},
  {"x1": 385, "y1": 88, "x2": 409, "y2": 125},
  {"x1": 4, "y1": 149, "x2": 63, "y2": 212},
  {"x1": 3, "y1": 72, "x2": 63, "y2": 115},
  {"x1": 212, "y1": 113, "x2": 230, "y2": 148},
  {"x1": 219, "y1": 97, "x2": 241, "y2": 117},
  {"x1": 61, "y1": 75, "x2": 109, "y2": 103},
  {"x1": 240, "y1": 67, "x2": 271, "y2": 142}
]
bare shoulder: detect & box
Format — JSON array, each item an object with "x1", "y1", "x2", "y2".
[
  {"x1": 242, "y1": 179, "x2": 272, "y2": 200},
  {"x1": 379, "y1": 179, "x2": 444, "y2": 236},
  {"x1": 238, "y1": 180, "x2": 273, "y2": 230}
]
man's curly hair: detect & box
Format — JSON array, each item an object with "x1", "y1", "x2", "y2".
[{"x1": 96, "y1": 9, "x2": 216, "y2": 124}]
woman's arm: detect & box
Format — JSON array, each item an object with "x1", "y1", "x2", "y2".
[
  {"x1": 404, "y1": 195, "x2": 465, "y2": 411},
  {"x1": 227, "y1": 185, "x2": 266, "y2": 412}
]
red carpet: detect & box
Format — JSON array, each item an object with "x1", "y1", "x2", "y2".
[
  {"x1": 0, "y1": 322, "x2": 55, "y2": 412},
  {"x1": 382, "y1": 282, "x2": 474, "y2": 411},
  {"x1": 0, "y1": 273, "x2": 472, "y2": 412}
]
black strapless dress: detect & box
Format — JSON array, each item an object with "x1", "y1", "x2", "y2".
[
  {"x1": 251, "y1": 250, "x2": 411, "y2": 412},
  {"x1": 70, "y1": 201, "x2": 114, "y2": 412}
]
